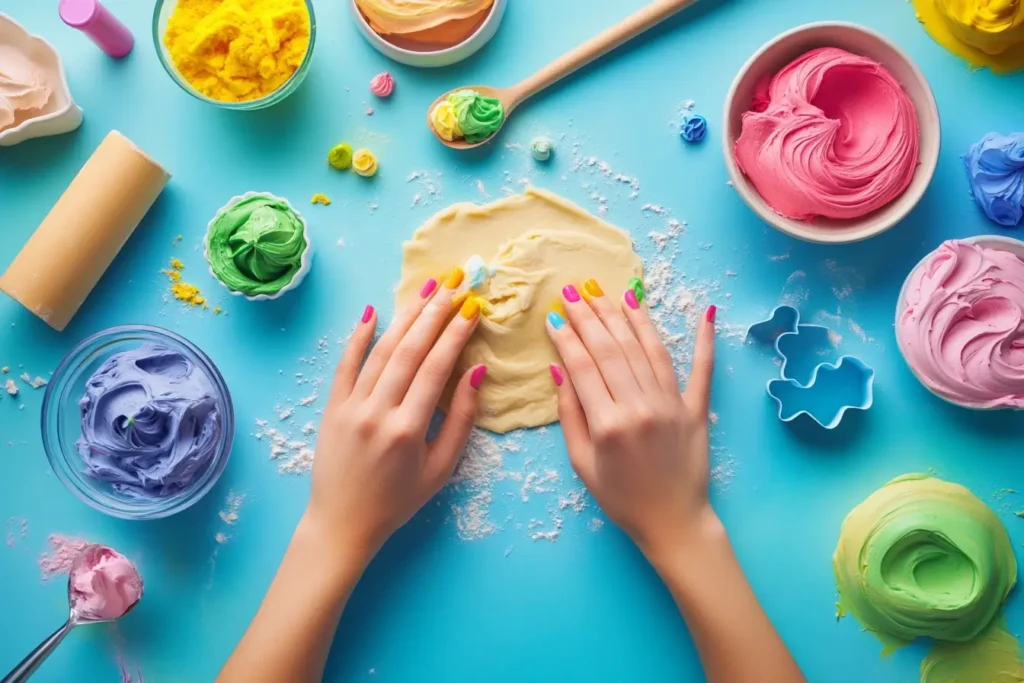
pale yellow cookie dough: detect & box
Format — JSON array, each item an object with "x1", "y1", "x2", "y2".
[{"x1": 396, "y1": 187, "x2": 643, "y2": 433}]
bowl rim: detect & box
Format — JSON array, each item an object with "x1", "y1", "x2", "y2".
[
  {"x1": 349, "y1": 0, "x2": 504, "y2": 59},
  {"x1": 151, "y1": 0, "x2": 317, "y2": 109},
  {"x1": 41, "y1": 324, "x2": 235, "y2": 519},
  {"x1": 721, "y1": 20, "x2": 941, "y2": 245},
  {"x1": 894, "y1": 234, "x2": 1024, "y2": 411}
]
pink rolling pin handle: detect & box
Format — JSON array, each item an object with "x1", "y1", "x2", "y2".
[{"x1": 58, "y1": 0, "x2": 134, "y2": 58}]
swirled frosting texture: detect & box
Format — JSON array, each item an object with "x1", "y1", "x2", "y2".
[
  {"x1": 207, "y1": 195, "x2": 307, "y2": 297},
  {"x1": 912, "y1": 0, "x2": 1024, "y2": 73},
  {"x1": 70, "y1": 545, "x2": 143, "y2": 621},
  {"x1": 964, "y1": 132, "x2": 1024, "y2": 227},
  {"x1": 835, "y1": 474, "x2": 1024, "y2": 681},
  {"x1": 355, "y1": 0, "x2": 492, "y2": 36},
  {"x1": 734, "y1": 47, "x2": 919, "y2": 221},
  {"x1": 77, "y1": 344, "x2": 223, "y2": 499},
  {"x1": 431, "y1": 89, "x2": 503, "y2": 143},
  {"x1": 898, "y1": 240, "x2": 1024, "y2": 408},
  {"x1": 0, "y1": 44, "x2": 55, "y2": 133}
]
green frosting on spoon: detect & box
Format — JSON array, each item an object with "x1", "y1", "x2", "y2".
[
  {"x1": 206, "y1": 195, "x2": 307, "y2": 297},
  {"x1": 835, "y1": 474, "x2": 1024, "y2": 682},
  {"x1": 448, "y1": 89, "x2": 504, "y2": 144}
]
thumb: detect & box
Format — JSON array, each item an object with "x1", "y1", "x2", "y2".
[
  {"x1": 427, "y1": 364, "x2": 484, "y2": 484},
  {"x1": 551, "y1": 364, "x2": 595, "y2": 483}
]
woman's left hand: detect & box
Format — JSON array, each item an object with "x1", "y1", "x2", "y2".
[{"x1": 309, "y1": 268, "x2": 485, "y2": 561}]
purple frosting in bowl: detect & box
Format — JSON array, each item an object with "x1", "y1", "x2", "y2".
[{"x1": 76, "y1": 343, "x2": 222, "y2": 499}]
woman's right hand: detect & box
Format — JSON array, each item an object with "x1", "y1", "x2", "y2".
[{"x1": 545, "y1": 279, "x2": 719, "y2": 562}]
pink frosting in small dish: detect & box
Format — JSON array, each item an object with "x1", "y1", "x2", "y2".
[
  {"x1": 898, "y1": 240, "x2": 1024, "y2": 409},
  {"x1": 69, "y1": 544, "x2": 143, "y2": 621},
  {"x1": 734, "y1": 47, "x2": 919, "y2": 221}
]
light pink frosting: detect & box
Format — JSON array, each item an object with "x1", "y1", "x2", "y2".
[
  {"x1": 734, "y1": 47, "x2": 919, "y2": 221},
  {"x1": 369, "y1": 71, "x2": 395, "y2": 98},
  {"x1": 69, "y1": 545, "x2": 143, "y2": 621},
  {"x1": 898, "y1": 240, "x2": 1024, "y2": 408}
]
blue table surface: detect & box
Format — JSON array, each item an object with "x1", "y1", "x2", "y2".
[{"x1": 2, "y1": 0, "x2": 1024, "y2": 680}]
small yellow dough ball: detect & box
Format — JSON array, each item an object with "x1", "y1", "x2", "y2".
[{"x1": 353, "y1": 149, "x2": 378, "y2": 178}]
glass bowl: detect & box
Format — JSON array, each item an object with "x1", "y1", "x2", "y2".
[
  {"x1": 42, "y1": 326, "x2": 234, "y2": 520},
  {"x1": 152, "y1": 0, "x2": 316, "y2": 110}
]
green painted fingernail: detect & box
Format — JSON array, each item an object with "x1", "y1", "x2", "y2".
[{"x1": 628, "y1": 277, "x2": 645, "y2": 304}]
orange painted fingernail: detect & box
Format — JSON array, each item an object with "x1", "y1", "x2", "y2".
[
  {"x1": 470, "y1": 364, "x2": 487, "y2": 390},
  {"x1": 706, "y1": 304, "x2": 717, "y2": 323},
  {"x1": 550, "y1": 364, "x2": 564, "y2": 386},
  {"x1": 583, "y1": 279, "x2": 603, "y2": 298},
  {"x1": 420, "y1": 278, "x2": 438, "y2": 298},
  {"x1": 361, "y1": 305, "x2": 374, "y2": 323},
  {"x1": 445, "y1": 267, "x2": 465, "y2": 289},
  {"x1": 551, "y1": 299, "x2": 566, "y2": 318},
  {"x1": 460, "y1": 296, "x2": 481, "y2": 320}
]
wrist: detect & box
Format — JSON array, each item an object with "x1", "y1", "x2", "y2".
[
  {"x1": 293, "y1": 511, "x2": 374, "y2": 589},
  {"x1": 639, "y1": 506, "x2": 728, "y2": 575}
]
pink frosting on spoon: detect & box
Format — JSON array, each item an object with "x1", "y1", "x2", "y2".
[
  {"x1": 734, "y1": 47, "x2": 919, "y2": 221},
  {"x1": 69, "y1": 544, "x2": 143, "y2": 621},
  {"x1": 898, "y1": 240, "x2": 1024, "y2": 408}
]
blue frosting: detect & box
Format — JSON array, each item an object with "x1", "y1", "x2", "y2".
[
  {"x1": 680, "y1": 114, "x2": 707, "y2": 143},
  {"x1": 464, "y1": 254, "x2": 490, "y2": 291},
  {"x1": 964, "y1": 132, "x2": 1024, "y2": 228}
]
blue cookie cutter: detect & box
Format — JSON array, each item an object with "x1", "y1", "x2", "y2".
[{"x1": 746, "y1": 305, "x2": 874, "y2": 429}]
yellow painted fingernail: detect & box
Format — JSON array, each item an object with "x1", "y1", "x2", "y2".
[
  {"x1": 551, "y1": 298, "x2": 566, "y2": 317},
  {"x1": 460, "y1": 296, "x2": 481, "y2": 320},
  {"x1": 584, "y1": 278, "x2": 604, "y2": 298},
  {"x1": 445, "y1": 267, "x2": 465, "y2": 289}
]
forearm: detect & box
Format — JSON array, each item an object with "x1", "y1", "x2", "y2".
[
  {"x1": 647, "y1": 512, "x2": 805, "y2": 683},
  {"x1": 218, "y1": 513, "x2": 370, "y2": 683}
]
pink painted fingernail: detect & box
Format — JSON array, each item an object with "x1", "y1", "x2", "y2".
[
  {"x1": 361, "y1": 305, "x2": 374, "y2": 323},
  {"x1": 550, "y1": 364, "x2": 564, "y2": 386},
  {"x1": 625, "y1": 289, "x2": 640, "y2": 310},
  {"x1": 420, "y1": 278, "x2": 438, "y2": 298},
  {"x1": 470, "y1": 364, "x2": 487, "y2": 390},
  {"x1": 562, "y1": 285, "x2": 580, "y2": 303},
  {"x1": 706, "y1": 304, "x2": 717, "y2": 323}
]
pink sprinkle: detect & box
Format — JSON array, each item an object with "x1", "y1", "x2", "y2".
[
  {"x1": 369, "y1": 71, "x2": 395, "y2": 98},
  {"x1": 39, "y1": 533, "x2": 90, "y2": 581}
]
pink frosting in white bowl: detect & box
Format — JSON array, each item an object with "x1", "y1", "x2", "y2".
[{"x1": 897, "y1": 237, "x2": 1024, "y2": 409}]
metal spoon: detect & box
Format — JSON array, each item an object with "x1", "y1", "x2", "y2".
[
  {"x1": 427, "y1": 0, "x2": 699, "y2": 149},
  {"x1": 1, "y1": 544, "x2": 143, "y2": 683}
]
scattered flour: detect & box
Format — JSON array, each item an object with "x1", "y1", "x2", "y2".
[{"x1": 39, "y1": 534, "x2": 90, "y2": 581}]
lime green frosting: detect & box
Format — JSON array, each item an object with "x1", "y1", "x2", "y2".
[
  {"x1": 835, "y1": 474, "x2": 1024, "y2": 682},
  {"x1": 207, "y1": 195, "x2": 307, "y2": 297},
  {"x1": 448, "y1": 89, "x2": 504, "y2": 143}
]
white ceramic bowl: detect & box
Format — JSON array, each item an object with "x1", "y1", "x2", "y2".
[
  {"x1": 350, "y1": 0, "x2": 507, "y2": 67},
  {"x1": 895, "y1": 235, "x2": 1024, "y2": 410},
  {"x1": 0, "y1": 13, "x2": 82, "y2": 147},
  {"x1": 204, "y1": 192, "x2": 313, "y2": 302},
  {"x1": 723, "y1": 22, "x2": 940, "y2": 244}
]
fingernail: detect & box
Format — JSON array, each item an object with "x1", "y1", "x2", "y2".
[
  {"x1": 628, "y1": 277, "x2": 646, "y2": 304},
  {"x1": 706, "y1": 304, "x2": 717, "y2": 323},
  {"x1": 624, "y1": 290, "x2": 640, "y2": 310},
  {"x1": 550, "y1": 364, "x2": 564, "y2": 386},
  {"x1": 361, "y1": 305, "x2": 374, "y2": 323},
  {"x1": 460, "y1": 296, "x2": 481, "y2": 320},
  {"x1": 470, "y1": 364, "x2": 487, "y2": 390},
  {"x1": 562, "y1": 285, "x2": 581, "y2": 303},
  {"x1": 551, "y1": 298, "x2": 566, "y2": 318},
  {"x1": 445, "y1": 267, "x2": 465, "y2": 289},
  {"x1": 547, "y1": 311, "x2": 565, "y2": 330},
  {"x1": 420, "y1": 278, "x2": 438, "y2": 298},
  {"x1": 583, "y1": 279, "x2": 604, "y2": 298}
]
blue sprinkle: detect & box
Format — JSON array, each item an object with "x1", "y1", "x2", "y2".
[{"x1": 680, "y1": 114, "x2": 707, "y2": 144}]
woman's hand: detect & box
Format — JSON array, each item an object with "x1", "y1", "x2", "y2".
[
  {"x1": 545, "y1": 279, "x2": 717, "y2": 562},
  {"x1": 310, "y1": 268, "x2": 486, "y2": 561}
]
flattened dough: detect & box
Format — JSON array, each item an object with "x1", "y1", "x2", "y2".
[{"x1": 396, "y1": 187, "x2": 643, "y2": 433}]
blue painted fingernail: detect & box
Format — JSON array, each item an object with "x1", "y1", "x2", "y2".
[{"x1": 547, "y1": 311, "x2": 565, "y2": 330}]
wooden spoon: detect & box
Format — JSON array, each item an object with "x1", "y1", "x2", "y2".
[{"x1": 427, "y1": 0, "x2": 700, "y2": 149}]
